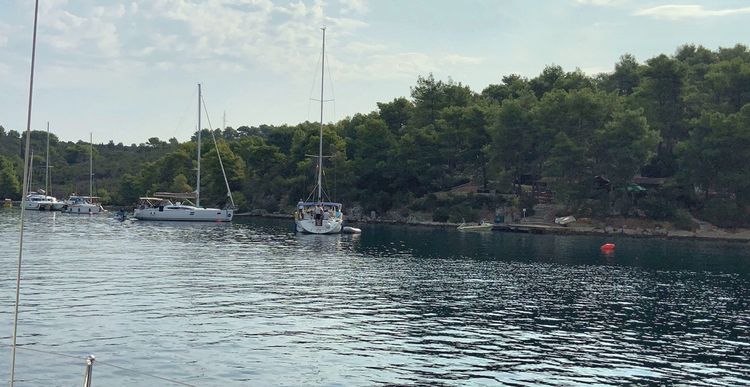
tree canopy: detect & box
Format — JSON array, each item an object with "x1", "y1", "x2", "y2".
[{"x1": 2, "y1": 43, "x2": 749, "y2": 226}]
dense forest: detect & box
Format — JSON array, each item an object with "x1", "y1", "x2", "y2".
[{"x1": 2, "y1": 43, "x2": 750, "y2": 228}]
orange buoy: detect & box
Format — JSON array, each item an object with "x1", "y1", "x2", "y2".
[{"x1": 600, "y1": 243, "x2": 616, "y2": 253}]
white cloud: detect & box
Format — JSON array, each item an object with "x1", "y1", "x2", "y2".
[
  {"x1": 155, "y1": 61, "x2": 173, "y2": 71},
  {"x1": 327, "y1": 17, "x2": 368, "y2": 32},
  {"x1": 0, "y1": 25, "x2": 8, "y2": 47},
  {"x1": 338, "y1": 0, "x2": 368, "y2": 15},
  {"x1": 635, "y1": 4, "x2": 750, "y2": 20},
  {"x1": 344, "y1": 41, "x2": 388, "y2": 54},
  {"x1": 40, "y1": 4, "x2": 123, "y2": 58},
  {"x1": 338, "y1": 52, "x2": 436, "y2": 81},
  {"x1": 441, "y1": 54, "x2": 483, "y2": 66},
  {"x1": 575, "y1": 0, "x2": 621, "y2": 6}
]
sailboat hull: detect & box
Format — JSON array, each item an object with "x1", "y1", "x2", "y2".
[
  {"x1": 134, "y1": 207, "x2": 233, "y2": 222},
  {"x1": 24, "y1": 194, "x2": 64, "y2": 211},
  {"x1": 64, "y1": 204, "x2": 104, "y2": 214},
  {"x1": 295, "y1": 218, "x2": 343, "y2": 234}
]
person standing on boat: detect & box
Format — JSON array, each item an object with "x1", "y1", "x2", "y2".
[{"x1": 314, "y1": 205, "x2": 323, "y2": 226}]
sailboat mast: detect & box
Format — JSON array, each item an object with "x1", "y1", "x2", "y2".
[
  {"x1": 45, "y1": 121, "x2": 49, "y2": 194},
  {"x1": 317, "y1": 27, "x2": 326, "y2": 202},
  {"x1": 196, "y1": 83, "x2": 202, "y2": 207},
  {"x1": 12, "y1": 2, "x2": 39, "y2": 385},
  {"x1": 89, "y1": 133, "x2": 93, "y2": 198},
  {"x1": 28, "y1": 150, "x2": 33, "y2": 194}
]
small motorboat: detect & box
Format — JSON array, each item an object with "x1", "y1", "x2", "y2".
[
  {"x1": 457, "y1": 220, "x2": 494, "y2": 231},
  {"x1": 342, "y1": 226, "x2": 362, "y2": 234}
]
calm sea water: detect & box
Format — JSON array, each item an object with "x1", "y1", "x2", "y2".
[{"x1": 1, "y1": 210, "x2": 749, "y2": 386}]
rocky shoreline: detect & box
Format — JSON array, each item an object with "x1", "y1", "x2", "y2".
[{"x1": 235, "y1": 211, "x2": 750, "y2": 243}]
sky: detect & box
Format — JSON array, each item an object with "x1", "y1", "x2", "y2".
[{"x1": 1, "y1": 0, "x2": 748, "y2": 144}]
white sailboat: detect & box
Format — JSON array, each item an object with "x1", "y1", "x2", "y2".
[
  {"x1": 23, "y1": 142, "x2": 63, "y2": 211},
  {"x1": 133, "y1": 84, "x2": 234, "y2": 222},
  {"x1": 62, "y1": 133, "x2": 103, "y2": 214},
  {"x1": 34, "y1": 122, "x2": 65, "y2": 210},
  {"x1": 294, "y1": 28, "x2": 344, "y2": 234}
]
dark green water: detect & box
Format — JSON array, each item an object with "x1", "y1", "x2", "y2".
[{"x1": 1, "y1": 212, "x2": 749, "y2": 385}]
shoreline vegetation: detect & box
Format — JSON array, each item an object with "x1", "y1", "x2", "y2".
[
  {"x1": 4, "y1": 201, "x2": 749, "y2": 242},
  {"x1": 3, "y1": 43, "x2": 750, "y2": 236},
  {"x1": 233, "y1": 209, "x2": 750, "y2": 243}
]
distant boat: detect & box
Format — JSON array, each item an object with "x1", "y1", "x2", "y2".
[
  {"x1": 293, "y1": 27, "x2": 344, "y2": 234},
  {"x1": 134, "y1": 193, "x2": 232, "y2": 222},
  {"x1": 25, "y1": 191, "x2": 64, "y2": 211},
  {"x1": 63, "y1": 195, "x2": 103, "y2": 214},
  {"x1": 133, "y1": 84, "x2": 234, "y2": 222},
  {"x1": 63, "y1": 133, "x2": 103, "y2": 214},
  {"x1": 23, "y1": 145, "x2": 64, "y2": 211},
  {"x1": 36, "y1": 122, "x2": 65, "y2": 211},
  {"x1": 457, "y1": 220, "x2": 494, "y2": 231}
]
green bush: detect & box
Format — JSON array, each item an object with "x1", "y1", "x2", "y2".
[
  {"x1": 673, "y1": 209, "x2": 698, "y2": 231},
  {"x1": 638, "y1": 194, "x2": 677, "y2": 220},
  {"x1": 447, "y1": 204, "x2": 479, "y2": 223},
  {"x1": 700, "y1": 198, "x2": 746, "y2": 228},
  {"x1": 432, "y1": 207, "x2": 450, "y2": 222},
  {"x1": 410, "y1": 193, "x2": 438, "y2": 211}
]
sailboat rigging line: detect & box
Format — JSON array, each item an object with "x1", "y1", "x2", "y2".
[
  {"x1": 89, "y1": 133, "x2": 94, "y2": 198},
  {"x1": 2, "y1": 344, "x2": 87, "y2": 361},
  {"x1": 11, "y1": 1, "x2": 39, "y2": 386},
  {"x1": 199, "y1": 93, "x2": 236, "y2": 208},
  {"x1": 45, "y1": 121, "x2": 50, "y2": 194},
  {"x1": 307, "y1": 51, "x2": 323, "y2": 122},
  {"x1": 317, "y1": 26, "x2": 326, "y2": 202},
  {"x1": 91, "y1": 360, "x2": 198, "y2": 387},
  {"x1": 196, "y1": 83, "x2": 202, "y2": 207},
  {"x1": 0, "y1": 345, "x2": 198, "y2": 387},
  {"x1": 324, "y1": 50, "x2": 337, "y2": 122},
  {"x1": 174, "y1": 88, "x2": 198, "y2": 141}
]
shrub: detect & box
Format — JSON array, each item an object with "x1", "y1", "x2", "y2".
[
  {"x1": 699, "y1": 198, "x2": 745, "y2": 228},
  {"x1": 447, "y1": 204, "x2": 479, "y2": 223},
  {"x1": 432, "y1": 207, "x2": 450, "y2": 222},
  {"x1": 638, "y1": 194, "x2": 677, "y2": 220},
  {"x1": 410, "y1": 193, "x2": 438, "y2": 211},
  {"x1": 673, "y1": 209, "x2": 698, "y2": 231}
]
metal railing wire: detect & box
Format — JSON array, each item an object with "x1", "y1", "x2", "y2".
[{"x1": 3, "y1": 345, "x2": 198, "y2": 386}]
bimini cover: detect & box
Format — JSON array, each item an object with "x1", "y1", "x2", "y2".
[{"x1": 298, "y1": 201, "x2": 342, "y2": 207}]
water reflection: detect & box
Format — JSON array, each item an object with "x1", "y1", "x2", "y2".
[{"x1": 0, "y1": 213, "x2": 748, "y2": 385}]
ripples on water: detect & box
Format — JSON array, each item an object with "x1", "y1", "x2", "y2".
[{"x1": 1, "y1": 210, "x2": 749, "y2": 386}]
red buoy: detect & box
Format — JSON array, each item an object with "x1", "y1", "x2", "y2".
[{"x1": 600, "y1": 243, "x2": 616, "y2": 253}]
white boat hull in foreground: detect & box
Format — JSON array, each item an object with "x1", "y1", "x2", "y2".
[
  {"x1": 295, "y1": 218, "x2": 343, "y2": 234},
  {"x1": 134, "y1": 206, "x2": 233, "y2": 222}
]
